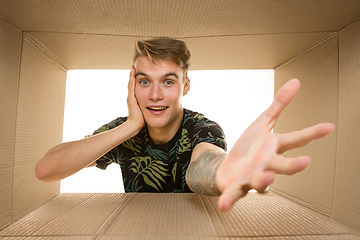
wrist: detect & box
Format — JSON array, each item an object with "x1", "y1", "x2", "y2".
[
  {"x1": 215, "y1": 155, "x2": 228, "y2": 194},
  {"x1": 123, "y1": 118, "x2": 144, "y2": 137}
]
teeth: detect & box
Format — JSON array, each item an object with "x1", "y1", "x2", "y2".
[{"x1": 149, "y1": 106, "x2": 167, "y2": 111}]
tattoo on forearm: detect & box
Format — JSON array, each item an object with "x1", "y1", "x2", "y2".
[{"x1": 186, "y1": 150, "x2": 225, "y2": 196}]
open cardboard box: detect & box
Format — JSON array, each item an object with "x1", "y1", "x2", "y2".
[{"x1": 1, "y1": 0, "x2": 360, "y2": 238}]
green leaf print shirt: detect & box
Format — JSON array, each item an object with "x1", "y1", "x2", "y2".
[{"x1": 92, "y1": 108, "x2": 227, "y2": 193}]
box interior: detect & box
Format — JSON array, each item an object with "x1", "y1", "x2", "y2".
[{"x1": 1, "y1": 0, "x2": 360, "y2": 237}]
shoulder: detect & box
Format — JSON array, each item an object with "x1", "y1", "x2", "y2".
[
  {"x1": 183, "y1": 108, "x2": 220, "y2": 129},
  {"x1": 93, "y1": 116, "x2": 128, "y2": 135},
  {"x1": 183, "y1": 109, "x2": 206, "y2": 124},
  {"x1": 183, "y1": 109, "x2": 227, "y2": 151}
]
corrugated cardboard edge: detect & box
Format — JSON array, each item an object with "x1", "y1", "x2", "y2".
[
  {"x1": 23, "y1": 33, "x2": 69, "y2": 71},
  {"x1": 333, "y1": 17, "x2": 360, "y2": 231},
  {"x1": 0, "y1": 18, "x2": 22, "y2": 231},
  {"x1": 273, "y1": 34, "x2": 339, "y2": 216},
  {"x1": 10, "y1": 32, "x2": 67, "y2": 224}
]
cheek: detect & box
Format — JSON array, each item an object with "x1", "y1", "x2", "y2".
[
  {"x1": 134, "y1": 88, "x2": 145, "y2": 104},
  {"x1": 167, "y1": 88, "x2": 183, "y2": 103}
]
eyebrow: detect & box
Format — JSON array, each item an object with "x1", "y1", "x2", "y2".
[
  {"x1": 164, "y1": 72, "x2": 179, "y2": 79},
  {"x1": 134, "y1": 71, "x2": 179, "y2": 79},
  {"x1": 134, "y1": 71, "x2": 148, "y2": 78}
]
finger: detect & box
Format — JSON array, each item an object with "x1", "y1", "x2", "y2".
[
  {"x1": 131, "y1": 65, "x2": 135, "y2": 78},
  {"x1": 249, "y1": 171, "x2": 276, "y2": 193},
  {"x1": 267, "y1": 155, "x2": 311, "y2": 175},
  {"x1": 127, "y1": 71, "x2": 131, "y2": 91},
  {"x1": 263, "y1": 79, "x2": 300, "y2": 129},
  {"x1": 277, "y1": 123, "x2": 335, "y2": 154},
  {"x1": 128, "y1": 67, "x2": 136, "y2": 94},
  {"x1": 218, "y1": 184, "x2": 250, "y2": 212}
]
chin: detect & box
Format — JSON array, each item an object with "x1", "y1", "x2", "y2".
[{"x1": 147, "y1": 118, "x2": 168, "y2": 128}]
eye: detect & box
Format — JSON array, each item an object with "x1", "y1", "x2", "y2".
[
  {"x1": 164, "y1": 80, "x2": 174, "y2": 85},
  {"x1": 139, "y1": 79, "x2": 150, "y2": 85}
]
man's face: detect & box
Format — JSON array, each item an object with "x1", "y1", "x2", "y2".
[{"x1": 133, "y1": 56, "x2": 190, "y2": 131}]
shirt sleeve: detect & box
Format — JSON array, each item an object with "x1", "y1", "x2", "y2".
[{"x1": 190, "y1": 114, "x2": 227, "y2": 152}]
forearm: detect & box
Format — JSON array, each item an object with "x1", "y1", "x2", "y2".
[
  {"x1": 35, "y1": 120, "x2": 140, "y2": 182},
  {"x1": 185, "y1": 150, "x2": 226, "y2": 195}
]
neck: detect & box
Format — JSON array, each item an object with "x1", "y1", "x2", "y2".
[{"x1": 148, "y1": 110, "x2": 184, "y2": 145}]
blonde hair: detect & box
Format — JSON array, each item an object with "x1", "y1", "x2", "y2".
[{"x1": 134, "y1": 37, "x2": 191, "y2": 77}]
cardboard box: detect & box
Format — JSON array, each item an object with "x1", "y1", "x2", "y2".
[
  {"x1": 0, "y1": 0, "x2": 360, "y2": 238},
  {"x1": 1, "y1": 192, "x2": 360, "y2": 239}
]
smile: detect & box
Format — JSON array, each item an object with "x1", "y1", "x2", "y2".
[{"x1": 147, "y1": 106, "x2": 168, "y2": 111}]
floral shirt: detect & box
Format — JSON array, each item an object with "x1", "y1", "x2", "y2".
[{"x1": 93, "y1": 108, "x2": 227, "y2": 193}]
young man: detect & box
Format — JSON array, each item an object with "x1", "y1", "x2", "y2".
[{"x1": 35, "y1": 37, "x2": 334, "y2": 211}]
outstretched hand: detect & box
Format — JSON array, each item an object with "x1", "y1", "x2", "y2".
[
  {"x1": 127, "y1": 66, "x2": 145, "y2": 129},
  {"x1": 215, "y1": 79, "x2": 334, "y2": 211}
]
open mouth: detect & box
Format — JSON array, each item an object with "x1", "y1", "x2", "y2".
[{"x1": 147, "y1": 106, "x2": 168, "y2": 111}]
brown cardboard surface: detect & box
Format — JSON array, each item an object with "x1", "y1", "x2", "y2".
[
  {"x1": 201, "y1": 193, "x2": 346, "y2": 237},
  {"x1": 2, "y1": 237, "x2": 360, "y2": 240},
  {"x1": 213, "y1": 195, "x2": 360, "y2": 238},
  {"x1": 23, "y1": 33, "x2": 142, "y2": 70},
  {"x1": 97, "y1": 237, "x2": 360, "y2": 240},
  {"x1": 273, "y1": 35, "x2": 339, "y2": 215},
  {"x1": 334, "y1": 18, "x2": 360, "y2": 230},
  {"x1": 0, "y1": 18, "x2": 22, "y2": 230},
  {"x1": 0, "y1": 0, "x2": 360, "y2": 236},
  {"x1": 12, "y1": 164, "x2": 59, "y2": 222},
  {"x1": 3, "y1": 0, "x2": 359, "y2": 36},
  {"x1": 104, "y1": 193, "x2": 219, "y2": 237},
  {"x1": 32, "y1": 194, "x2": 130, "y2": 236},
  {"x1": 2, "y1": 238, "x2": 358, "y2": 240},
  {"x1": 0, "y1": 194, "x2": 95, "y2": 236},
  {"x1": 0, "y1": 238, "x2": 94, "y2": 240},
  {"x1": 1, "y1": 192, "x2": 359, "y2": 239},
  {"x1": 2, "y1": 0, "x2": 360, "y2": 69},
  {"x1": 0, "y1": 167, "x2": 13, "y2": 230},
  {"x1": 184, "y1": 33, "x2": 333, "y2": 70},
  {"x1": 10, "y1": 36, "x2": 66, "y2": 223},
  {"x1": 0, "y1": 18, "x2": 21, "y2": 167},
  {"x1": 25, "y1": 31, "x2": 333, "y2": 70}
]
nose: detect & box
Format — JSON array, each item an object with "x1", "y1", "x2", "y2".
[{"x1": 149, "y1": 84, "x2": 164, "y2": 101}]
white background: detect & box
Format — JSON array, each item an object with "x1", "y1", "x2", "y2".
[{"x1": 61, "y1": 69, "x2": 274, "y2": 193}]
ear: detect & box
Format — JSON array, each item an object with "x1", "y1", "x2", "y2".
[{"x1": 183, "y1": 78, "x2": 190, "y2": 96}]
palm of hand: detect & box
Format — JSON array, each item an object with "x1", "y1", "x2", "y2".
[
  {"x1": 215, "y1": 79, "x2": 334, "y2": 212},
  {"x1": 127, "y1": 66, "x2": 145, "y2": 129}
]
